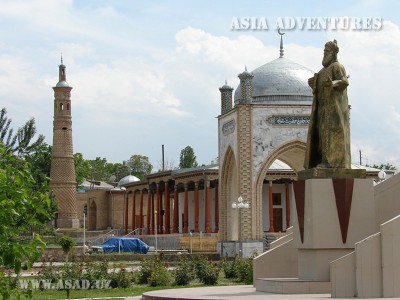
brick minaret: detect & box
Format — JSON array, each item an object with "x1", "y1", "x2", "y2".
[{"x1": 50, "y1": 59, "x2": 79, "y2": 229}]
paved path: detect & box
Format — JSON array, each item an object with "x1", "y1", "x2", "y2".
[{"x1": 129, "y1": 285, "x2": 333, "y2": 300}]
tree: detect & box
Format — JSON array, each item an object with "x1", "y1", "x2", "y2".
[
  {"x1": 157, "y1": 158, "x2": 176, "y2": 172},
  {"x1": 370, "y1": 163, "x2": 397, "y2": 170},
  {"x1": 0, "y1": 146, "x2": 55, "y2": 299},
  {"x1": 25, "y1": 143, "x2": 52, "y2": 191},
  {"x1": 0, "y1": 107, "x2": 45, "y2": 157},
  {"x1": 179, "y1": 146, "x2": 198, "y2": 169},
  {"x1": 74, "y1": 153, "x2": 91, "y2": 184},
  {"x1": 88, "y1": 157, "x2": 110, "y2": 181},
  {"x1": 107, "y1": 162, "x2": 130, "y2": 181},
  {"x1": 125, "y1": 154, "x2": 153, "y2": 180},
  {"x1": 58, "y1": 235, "x2": 76, "y2": 262}
]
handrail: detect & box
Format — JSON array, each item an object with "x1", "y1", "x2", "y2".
[
  {"x1": 88, "y1": 229, "x2": 120, "y2": 246},
  {"x1": 123, "y1": 228, "x2": 147, "y2": 237}
]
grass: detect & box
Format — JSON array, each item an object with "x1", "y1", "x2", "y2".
[{"x1": 12, "y1": 274, "x2": 245, "y2": 299}]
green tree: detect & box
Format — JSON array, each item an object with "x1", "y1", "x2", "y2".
[
  {"x1": 88, "y1": 157, "x2": 110, "y2": 181},
  {"x1": 370, "y1": 163, "x2": 397, "y2": 170},
  {"x1": 58, "y1": 235, "x2": 76, "y2": 262},
  {"x1": 74, "y1": 152, "x2": 91, "y2": 184},
  {"x1": 179, "y1": 146, "x2": 198, "y2": 169},
  {"x1": 107, "y1": 162, "x2": 130, "y2": 181},
  {"x1": 125, "y1": 155, "x2": 152, "y2": 180},
  {"x1": 0, "y1": 107, "x2": 45, "y2": 157},
  {"x1": 25, "y1": 143, "x2": 52, "y2": 191},
  {"x1": 0, "y1": 146, "x2": 54, "y2": 299}
]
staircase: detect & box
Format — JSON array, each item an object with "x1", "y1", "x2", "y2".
[{"x1": 331, "y1": 214, "x2": 400, "y2": 298}]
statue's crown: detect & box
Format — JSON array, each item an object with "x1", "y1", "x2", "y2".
[{"x1": 324, "y1": 39, "x2": 339, "y2": 53}]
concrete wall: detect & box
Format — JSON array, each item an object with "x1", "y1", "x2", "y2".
[
  {"x1": 253, "y1": 232, "x2": 297, "y2": 283},
  {"x1": 381, "y1": 215, "x2": 400, "y2": 297},
  {"x1": 374, "y1": 173, "x2": 400, "y2": 229},
  {"x1": 330, "y1": 252, "x2": 356, "y2": 298}
]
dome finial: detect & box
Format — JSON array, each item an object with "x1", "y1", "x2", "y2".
[
  {"x1": 278, "y1": 28, "x2": 285, "y2": 57},
  {"x1": 61, "y1": 52, "x2": 63, "y2": 65},
  {"x1": 245, "y1": 65, "x2": 248, "y2": 72},
  {"x1": 225, "y1": 79, "x2": 227, "y2": 85}
]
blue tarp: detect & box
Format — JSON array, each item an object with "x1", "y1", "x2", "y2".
[{"x1": 99, "y1": 237, "x2": 149, "y2": 253}]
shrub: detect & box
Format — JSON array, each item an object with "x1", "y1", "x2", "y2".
[
  {"x1": 37, "y1": 262, "x2": 60, "y2": 290},
  {"x1": 235, "y1": 257, "x2": 253, "y2": 284},
  {"x1": 136, "y1": 257, "x2": 152, "y2": 284},
  {"x1": 136, "y1": 254, "x2": 172, "y2": 287},
  {"x1": 109, "y1": 268, "x2": 133, "y2": 288},
  {"x1": 57, "y1": 235, "x2": 76, "y2": 262},
  {"x1": 220, "y1": 256, "x2": 238, "y2": 279},
  {"x1": 83, "y1": 260, "x2": 109, "y2": 285},
  {"x1": 193, "y1": 255, "x2": 219, "y2": 286},
  {"x1": 174, "y1": 256, "x2": 195, "y2": 286}
]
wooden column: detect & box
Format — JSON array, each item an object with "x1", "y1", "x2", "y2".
[
  {"x1": 124, "y1": 193, "x2": 129, "y2": 234},
  {"x1": 173, "y1": 186, "x2": 179, "y2": 233},
  {"x1": 164, "y1": 183, "x2": 170, "y2": 234},
  {"x1": 147, "y1": 191, "x2": 151, "y2": 234},
  {"x1": 183, "y1": 184, "x2": 189, "y2": 233},
  {"x1": 139, "y1": 191, "x2": 144, "y2": 229},
  {"x1": 269, "y1": 180, "x2": 274, "y2": 232},
  {"x1": 132, "y1": 191, "x2": 136, "y2": 231},
  {"x1": 151, "y1": 191, "x2": 155, "y2": 234},
  {"x1": 285, "y1": 182, "x2": 290, "y2": 229},
  {"x1": 205, "y1": 180, "x2": 211, "y2": 233},
  {"x1": 214, "y1": 184, "x2": 219, "y2": 233},
  {"x1": 194, "y1": 182, "x2": 199, "y2": 232},
  {"x1": 155, "y1": 183, "x2": 160, "y2": 234}
]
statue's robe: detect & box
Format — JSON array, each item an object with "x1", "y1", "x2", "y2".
[{"x1": 304, "y1": 61, "x2": 351, "y2": 169}]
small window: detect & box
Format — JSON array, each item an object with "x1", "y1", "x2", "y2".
[
  {"x1": 67, "y1": 103, "x2": 70, "y2": 110},
  {"x1": 60, "y1": 103, "x2": 64, "y2": 111}
]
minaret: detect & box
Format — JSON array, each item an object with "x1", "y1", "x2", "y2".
[
  {"x1": 219, "y1": 80, "x2": 233, "y2": 114},
  {"x1": 50, "y1": 58, "x2": 79, "y2": 229},
  {"x1": 236, "y1": 66, "x2": 254, "y2": 105}
]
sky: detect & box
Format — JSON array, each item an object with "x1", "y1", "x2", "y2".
[{"x1": 1, "y1": 0, "x2": 400, "y2": 170}]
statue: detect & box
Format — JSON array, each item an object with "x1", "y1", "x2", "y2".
[{"x1": 304, "y1": 40, "x2": 351, "y2": 169}]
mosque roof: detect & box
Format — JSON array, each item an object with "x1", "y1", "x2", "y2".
[{"x1": 234, "y1": 57, "x2": 314, "y2": 105}]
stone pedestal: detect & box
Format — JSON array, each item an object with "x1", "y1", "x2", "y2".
[
  {"x1": 256, "y1": 169, "x2": 376, "y2": 294},
  {"x1": 293, "y1": 170, "x2": 375, "y2": 281}
]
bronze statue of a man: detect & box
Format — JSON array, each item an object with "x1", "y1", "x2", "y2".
[{"x1": 304, "y1": 40, "x2": 351, "y2": 169}]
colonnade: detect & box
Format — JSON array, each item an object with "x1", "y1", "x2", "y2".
[{"x1": 123, "y1": 179, "x2": 219, "y2": 235}]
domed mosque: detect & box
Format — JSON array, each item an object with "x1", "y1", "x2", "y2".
[{"x1": 217, "y1": 34, "x2": 315, "y2": 255}]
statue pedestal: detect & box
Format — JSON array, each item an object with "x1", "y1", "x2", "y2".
[
  {"x1": 256, "y1": 169, "x2": 377, "y2": 294},
  {"x1": 293, "y1": 170, "x2": 375, "y2": 281}
]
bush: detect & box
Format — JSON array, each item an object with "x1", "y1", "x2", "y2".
[
  {"x1": 57, "y1": 235, "x2": 76, "y2": 262},
  {"x1": 174, "y1": 256, "x2": 195, "y2": 286},
  {"x1": 220, "y1": 256, "x2": 238, "y2": 279},
  {"x1": 136, "y1": 257, "x2": 152, "y2": 284},
  {"x1": 193, "y1": 255, "x2": 219, "y2": 286},
  {"x1": 136, "y1": 254, "x2": 172, "y2": 287},
  {"x1": 83, "y1": 260, "x2": 109, "y2": 285},
  {"x1": 109, "y1": 267, "x2": 133, "y2": 288},
  {"x1": 235, "y1": 257, "x2": 253, "y2": 284}
]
